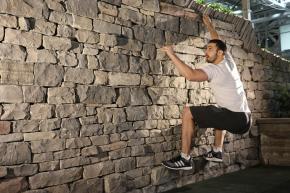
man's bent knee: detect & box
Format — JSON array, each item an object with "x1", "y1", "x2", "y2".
[{"x1": 183, "y1": 106, "x2": 193, "y2": 120}]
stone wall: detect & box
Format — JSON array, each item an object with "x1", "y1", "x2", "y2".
[{"x1": 0, "y1": 0, "x2": 289, "y2": 193}]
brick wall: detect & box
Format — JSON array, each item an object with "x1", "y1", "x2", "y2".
[{"x1": 0, "y1": 0, "x2": 289, "y2": 193}]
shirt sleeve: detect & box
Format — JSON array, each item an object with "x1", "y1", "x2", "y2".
[{"x1": 198, "y1": 64, "x2": 217, "y2": 82}]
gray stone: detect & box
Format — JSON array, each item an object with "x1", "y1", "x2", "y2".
[
  {"x1": 23, "y1": 86, "x2": 46, "y2": 103},
  {"x1": 0, "y1": 26, "x2": 3, "y2": 41},
  {"x1": 116, "y1": 88, "x2": 131, "y2": 107},
  {"x1": 101, "y1": 0, "x2": 121, "y2": 6},
  {"x1": 142, "y1": 44, "x2": 156, "y2": 59},
  {"x1": 0, "y1": 85, "x2": 23, "y2": 103},
  {"x1": 33, "y1": 153, "x2": 54, "y2": 163},
  {"x1": 9, "y1": 164, "x2": 38, "y2": 177},
  {"x1": 50, "y1": 11, "x2": 72, "y2": 26},
  {"x1": 18, "y1": 17, "x2": 31, "y2": 31},
  {"x1": 231, "y1": 46, "x2": 248, "y2": 59},
  {"x1": 0, "y1": 43, "x2": 26, "y2": 61},
  {"x1": 43, "y1": 36, "x2": 72, "y2": 51},
  {"x1": 60, "y1": 157, "x2": 90, "y2": 169},
  {"x1": 72, "y1": 15, "x2": 92, "y2": 30},
  {"x1": 14, "y1": 120, "x2": 39, "y2": 133},
  {"x1": 0, "y1": 60, "x2": 34, "y2": 85},
  {"x1": 104, "y1": 173, "x2": 127, "y2": 193},
  {"x1": 80, "y1": 124, "x2": 103, "y2": 137},
  {"x1": 0, "y1": 121, "x2": 11, "y2": 135},
  {"x1": 48, "y1": 87, "x2": 76, "y2": 104},
  {"x1": 23, "y1": 190, "x2": 48, "y2": 193},
  {"x1": 30, "y1": 104, "x2": 54, "y2": 120},
  {"x1": 98, "y1": 1, "x2": 118, "y2": 16},
  {"x1": 58, "y1": 51, "x2": 78, "y2": 67},
  {"x1": 142, "y1": 0, "x2": 160, "y2": 12},
  {"x1": 57, "y1": 24, "x2": 75, "y2": 38},
  {"x1": 0, "y1": 142, "x2": 31, "y2": 165},
  {"x1": 130, "y1": 88, "x2": 152, "y2": 106},
  {"x1": 29, "y1": 167, "x2": 82, "y2": 189},
  {"x1": 99, "y1": 34, "x2": 118, "y2": 47},
  {"x1": 93, "y1": 20, "x2": 121, "y2": 34},
  {"x1": 1, "y1": 103, "x2": 29, "y2": 120},
  {"x1": 31, "y1": 139, "x2": 65, "y2": 153},
  {"x1": 98, "y1": 51, "x2": 129, "y2": 72},
  {"x1": 122, "y1": 0, "x2": 142, "y2": 7},
  {"x1": 66, "y1": 0, "x2": 98, "y2": 18},
  {"x1": 119, "y1": 7, "x2": 146, "y2": 25},
  {"x1": 116, "y1": 38, "x2": 143, "y2": 52},
  {"x1": 39, "y1": 118, "x2": 61, "y2": 131},
  {"x1": 33, "y1": 19, "x2": 56, "y2": 35},
  {"x1": 56, "y1": 104, "x2": 86, "y2": 118},
  {"x1": 39, "y1": 161, "x2": 60, "y2": 172},
  {"x1": 24, "y1": 131, "x2": 57, "y2": 141},
  {"x1": 114, "y1": 157, "x2": 136, "y2": 172},
  {"x1": 133, "y1": 25, "x2": 165, "y2": 45},
  {"x1": 76, "y1": 30, "x2": 99, "y2": 43},
  {"x1": 164, "y1": 105, "x2": 180, "y2": 119},
  {"x1": 83, "y1": 161, "x2": 114, "y2": 179},
  {"x1": 126, "y1": 106, "x2": 147, "y2": 121},
  {"x1": 0, "y1": 0, "x2": 49, "y2": 19},
  {"x1": 77, "y1": 85, "x2": 116, "y2": 104},
  {"x1": 27, "y1": 49, "x2": 57, "y2": 64},
  {"x1": 0, "y1": 177, "x2": 28, "y2": 193},
  {"x1": 0, "y1": 14, "x2": 17, "y2": 28},
  {"x1": 34, "y1": 63, "x2": 64, "y2": 86},
  {"x1": 64, "y1": 68, "x2": 94, "y2": 84},
  {"x1": 155, "y1": 13, "x2": 179, "y2": 33},
  {"x1": 54, "y1": 149, "x2": 80, "y2": 160},
  {"x1": 44, "y1": 185, "x2": 69, "y2": 193},
  {"x1": 81, "y1": 146, "x2": 99, "y2": 157},
  {"x1": 148, "y1": 105, "x2": 163, "y2": 119},
  {"x1": 46, "y1": 0, "x2": 65, "y2": 12},
  {"x1": 90, "y1": 135, "x2": 110, "y2": 146},
  {"x1": 4, "y1": 28, "x2": 42, "y2": 48},
  {"x1": 94, "y1": 70, "x2": 108, "y2": 85},
  {"x1": 0, "y1": 166, "x2": 7, "y2": 178},
  {"x1": 66, "y1": 137, "x2": 91, "y2": 149},
  {"x1": 71, "y1": 178, "x2": 103, "y2": 193},
  {"x1": 180, "y1": 17, "x2": 199, "y2": 36},
  {"x1": 109, "y1": 147, "x2": 131, "y2": 160},
  {"x1": 148, "y1": 88, "x2": 187, "y2": 105},
  {"x1": 0, "y1": 133, "x2": 23, "y2": 143},
  {"x1": 109, "y1": 72, "x2": 140, "y2": 86}
]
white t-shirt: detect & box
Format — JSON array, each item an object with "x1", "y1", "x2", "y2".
[{"x1": 199, "y1": 52, "x2": 251, "y2": 113}]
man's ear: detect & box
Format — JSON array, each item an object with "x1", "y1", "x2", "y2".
[{"x1": 217, "y1": 50, "x2": 224, "y2": 56}]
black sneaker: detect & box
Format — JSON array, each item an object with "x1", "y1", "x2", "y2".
[
  {"x1": 203, "y1": 150, "x2": 223, "y2": 162},
  {"x1": 162, "y1": 155, "x2": 193, "y2": 170}
]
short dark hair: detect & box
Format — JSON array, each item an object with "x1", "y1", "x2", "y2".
[{"x1": 208, "y1": 39, "x2": 227, "y2": 52}]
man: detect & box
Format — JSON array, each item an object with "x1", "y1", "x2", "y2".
[{"x1": 161, "y1": 15, "x2": 252, "y2": 170}]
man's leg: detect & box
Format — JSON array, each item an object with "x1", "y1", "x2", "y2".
[
  {"x1": 181, "y1": 106, "x2": 195, "y2": 155},
  {"x1": 204, "y1": 129, "x2": 226, "y2": 162},
  {"x1": 161, "y1": 106, "x2": 195, "y2": 170},
  {"x1": 214, "y1": 129, "x2": 226, "y2": 151}
]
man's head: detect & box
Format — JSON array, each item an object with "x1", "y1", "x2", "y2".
[{"x1": 205, "y1": 39, "x2": 227, "y2": 64}]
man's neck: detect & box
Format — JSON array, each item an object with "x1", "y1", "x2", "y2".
[{"x1": 213, "y1": 56, "x2": 224, "y2": 65}]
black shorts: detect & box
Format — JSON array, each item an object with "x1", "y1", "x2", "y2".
[{"x1": 189, "y1": 105, "x2": 252, "y2": 134}]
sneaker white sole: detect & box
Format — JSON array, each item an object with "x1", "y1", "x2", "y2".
[
  {"x1": 162, "y1": 163, "x2": 193, "y2": 170},
  {"x1": 204, "y1": 157, "x2": 223, "y2": 162}
]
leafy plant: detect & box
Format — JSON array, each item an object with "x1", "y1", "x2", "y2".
[
  {"x1": 194, "y1": 0, "x2": 233, "y2": 14},
  {"x1": 276, "y1": 85, "x2": 290, "y2": 117},
  {"x1": 195, "y1": 0, "x2": 205, "y2": 4},
  {"x1": 207, "y1": 3, "x2": 233, "y2": 14}
]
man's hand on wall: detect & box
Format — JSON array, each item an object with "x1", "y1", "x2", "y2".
[
  {"x1": 161, "y1": 45, "x2": 175, "y2": 55},
  {"x1": 202, "y1": 15, "x2": 213, "y2": 29}
]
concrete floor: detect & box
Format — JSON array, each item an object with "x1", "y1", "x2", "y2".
[{"x1": 164, "y1": 166, "x2": 290, "y2": 193}]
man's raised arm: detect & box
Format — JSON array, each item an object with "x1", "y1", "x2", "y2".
[{"x1": 203, "y1": 15, "x2": 220, "y2": 40}]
